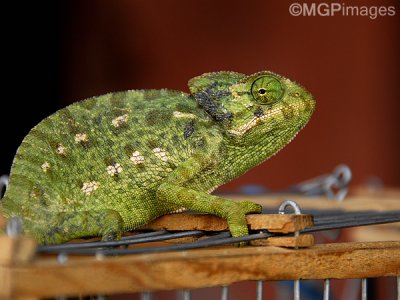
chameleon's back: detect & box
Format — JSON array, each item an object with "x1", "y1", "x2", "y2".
[{"x1": 1, "y1": 89, "x2": 206, "y2": 237}]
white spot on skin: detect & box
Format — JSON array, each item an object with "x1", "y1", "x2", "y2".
[
  {"x1": 81, "y1": 181, "x2": 99, "y2": 195},
  {"x1": 56, "y1": 144, "x2": 66, "y2": 155},
  {"x1": 112, "y1": 114, "x2": 129, "y2": 127},
  {"x1": 152, "y1": 148, "x2": 169, "y2": 162},
  {"x1": 75, "y1": 133, "x2": 88, "y2": 143},
  {"x1": 169, "y1": 207, "x2": 187, "y2": 214},
  {"x1": 106, "y1": 163, "x2": 123, "y2": 176},
  {"x1": 41, "y1": 162, "x2": 50, "y2": 173},
  {"x1": 130, "y1": 151, "x2": 145, "y2": 164},
  {"x1": 173, "y1": 111, "x2": 195, "y2": 119}
]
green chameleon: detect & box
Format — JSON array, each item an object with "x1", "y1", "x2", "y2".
[{"x1": 1, "y1": 71, "x2": 315, "y2": 245}]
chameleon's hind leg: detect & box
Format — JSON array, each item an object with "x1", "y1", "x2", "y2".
[{"x1": 36, "y1": 209, "x2": 124, "y2": 245}]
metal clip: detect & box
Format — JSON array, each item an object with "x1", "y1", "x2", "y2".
[{"x1": 288, "y1": 164, "x2": 352, "y2": 201}]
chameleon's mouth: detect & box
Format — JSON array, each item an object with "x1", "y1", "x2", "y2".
[{"x1": 228, "y1": 96, "x2": 315, "y2": 137}]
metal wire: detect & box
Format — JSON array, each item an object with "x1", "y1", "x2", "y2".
[
  {"x1": 256, "y1": 281, "x2": 263, "y2": 300},
  {"x1": 38, "y1": 231, "x2": 273, "y2": 255},
  {"x1": 323, "y1": 279, "x2": 330, "y2": 300},
  {"x1": 361, "y1": 278, "x2": 367, "y2": 300},
  {"x1": 35, "y1": 210, "x2": 400, "y2": 256},
  {"x1": 181, "y1": 290, "x2": 190, "y2": 300},
  {"x1": 221, "y1": 286, "x2": 229, "y2": 300},
  {"x1": 37, "y1": 230, "x2": 204, "y2": 252}
]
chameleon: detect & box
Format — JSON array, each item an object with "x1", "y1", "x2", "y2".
[{"x1": 0, "y1": 71, "x2": 315, "y2": 245}]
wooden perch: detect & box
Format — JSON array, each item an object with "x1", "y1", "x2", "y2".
[
  {"x1": 139, "y1": 213, "x2": 314, "y2": 233},
  {"x1": 2, "y1": 241, "x2": 399, "y2": 299}
]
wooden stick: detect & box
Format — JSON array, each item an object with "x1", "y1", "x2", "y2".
[
  {"x1": 2, "y1": 241, "x2": 399, "y2": 299},
  {"x1": 0, "y1": 236, "x2": 36, "y2": 266}
]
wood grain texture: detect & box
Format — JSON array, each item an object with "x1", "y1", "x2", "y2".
[
  {"x1": 139, "y1": 213, "x2": 313, "y2": 233},
  {"x1": 0, "y1": 236, "x2": 36, "y2": 266},
  {"x1": 3, "y1": 241, "x2": 399, "y2": 299},
  {"x1": 250, "y1": 234, "x2": 314, "y2": 247}
]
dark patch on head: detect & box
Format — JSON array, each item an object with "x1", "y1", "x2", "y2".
[
  {"x1": 194, "y1": 91, "x2": 232, "y2": 122},
  {"x1": 254, "y1": 106, "x2": 264, "y2": 117},
  {"x1": 184, "y1": 120, "x2": 195, "y2": 139},
  {"x1": 145, "y1": 109, "x2": 172, "y2": 126}
]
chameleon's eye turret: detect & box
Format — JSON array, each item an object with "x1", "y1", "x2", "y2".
[{"x1": 251, "y1": 75, "x2": 285, "y2": 105}]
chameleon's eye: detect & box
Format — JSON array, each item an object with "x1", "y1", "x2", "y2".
[{"x1": 251, "y1": 75, "x2": 284, "y2": 105}]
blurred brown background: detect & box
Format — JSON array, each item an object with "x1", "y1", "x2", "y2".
[{"x1": 2, "y1": 0, "x2": 399, "y2": 191}]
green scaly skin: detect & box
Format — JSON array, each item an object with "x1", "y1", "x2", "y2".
[{"x1": 0, "y1": 71, "x2": 315, "y2": 245}]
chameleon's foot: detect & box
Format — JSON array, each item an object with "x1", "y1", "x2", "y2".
[
  {"x1": 238, "y1": 201, "x2": 262, "y2": 214},
  {"x1": 229, "y1": 201, "x2": 261, "y2": 246},
  {"x1": 228, "y1": 220, "x2": 249, "y2": 247}
]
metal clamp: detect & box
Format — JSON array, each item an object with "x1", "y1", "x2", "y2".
[
  {"x1": 278, "y1": 200, "x2": 301, "y2": 300},
  {"x1": 288, "y1": 164, "x2": 352, "y2": 201}
]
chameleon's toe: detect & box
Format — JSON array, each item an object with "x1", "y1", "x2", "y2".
[{"x1": 238, "y1": 201, "x2": 262, "y2": 214}]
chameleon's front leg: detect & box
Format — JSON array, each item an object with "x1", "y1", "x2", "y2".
[
  {"x1": 156, "y1": 144, "x2": 262, "y2": 238},
  {"x1": 158, "y1": 183, "x2": 261, "y2": 237}
]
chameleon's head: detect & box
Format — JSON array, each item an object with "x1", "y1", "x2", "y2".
[{"x1": 189, "y1": 71, "x2": 315, "y2": 143}]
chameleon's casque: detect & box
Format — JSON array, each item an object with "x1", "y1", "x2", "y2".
[{"x1": 1, "y1": 71, "x2": 315, "y2": 244}]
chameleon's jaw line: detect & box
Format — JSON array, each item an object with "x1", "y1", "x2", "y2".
[{"x1": 228, "y1": 93, "x2": 315, "y2": 137}]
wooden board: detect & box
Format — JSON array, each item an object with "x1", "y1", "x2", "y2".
[
  {"x1": 139, "y1": 213, "x2": 313, "y2": 233},
  {"x1": 250, "y1": 234, "x2": 314, "y2": 247},
  {"x1": 2, "y1": 241, "x2": 399, "y2": 299}
]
